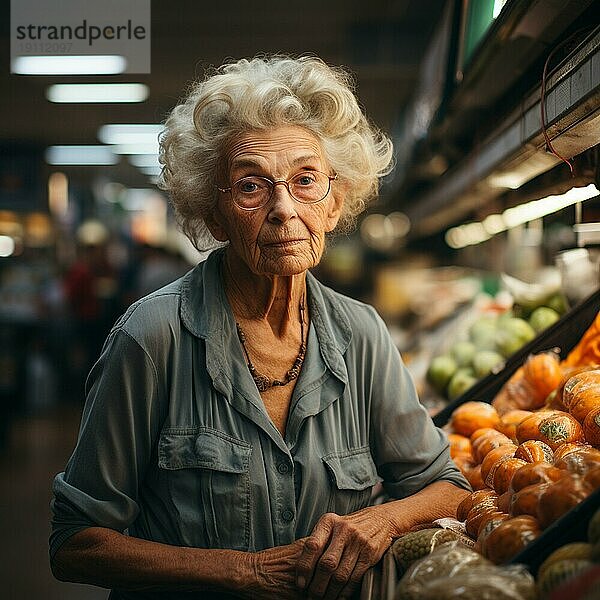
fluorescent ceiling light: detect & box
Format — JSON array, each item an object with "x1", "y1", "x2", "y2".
[
  {"x1": 113, "y1": 142, "x2": 160, "y2": 155},
  {"x1": 45, "y1": 145, "x2": 118, "y2": 166},
  {"x1": 482, "y1": 214, "x2": 506, "y2": 235},
  {"x1": 128, "y1": 154, "x2": 160, "y2": 168},
  {"x1": 47, "y1": 83, "x2": 148, "y2": 103},
  {"x1": 502, "y1": 184, "x2": 599, "y2": 228},
  {"x1": 99, "y1": 124, "x2": 163, "y2": 145},
  {"x1": 446, "y1": 184, "x2": 599, "y2": 249},
  {"x1": 12, "y1": 55, "x2": 126, "y2": 75}
]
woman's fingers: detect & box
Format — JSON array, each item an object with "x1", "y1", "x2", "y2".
[
  {"x1": 306, "y1": 525, "x2": 351, "y2": 598},
  {"x1": 334, "y1": 554, "x2": 373, "y2": 600},
  {"x1": 296, "y1": 513, "x2": 335, "y2": 589},
  {"x1": 295, "y1": 510, "x2": 395, "y2": 598},
  {"x1": 319, "y1": 545, "x2": 360, "y2": 600}
]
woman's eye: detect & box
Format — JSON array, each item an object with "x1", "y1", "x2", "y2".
[
  {"x1": 239, "y1": 181, "x2": 259, "y2": 193},
  {"x1": 296, "y1": 174, "x2": 316, "y2": 186}
]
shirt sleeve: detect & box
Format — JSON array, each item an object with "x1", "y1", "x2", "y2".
[
  {"x1": 364, "y1": 309, "x2": 471, "y2": 498},
  {"x1": 50, "y1": 328, "x2": 165, "y2": 558}
]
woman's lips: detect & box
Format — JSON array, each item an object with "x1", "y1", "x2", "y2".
[{"x1": 262, "y1": 239, "x2": 306, "y2": 248}]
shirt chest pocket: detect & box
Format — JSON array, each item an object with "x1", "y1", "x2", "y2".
[
  {"x1": 322, "y1": 447, "x2": 382, "y2": 515},
  {"x1": 158, "y1": 427, "x2": 252, "y2": 550}
]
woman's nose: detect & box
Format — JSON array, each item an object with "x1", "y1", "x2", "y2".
[{"x1": 267, "y1": 182, "x2": 297, "y2": 224}]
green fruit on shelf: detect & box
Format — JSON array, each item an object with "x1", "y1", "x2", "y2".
[
  {"x1": 495, "y1": 331, "x2": 525, "y2": 357},
  {"x1": 495, "y1": 318, "x2": 536, "y2": 357},
  {"x1": 469, "y1": 318, "x2": 499, "y2": 351},
  {"x1": 496, "y1": 309, "x2": 514, "y2": 324},
  {"x1": 472, "y1": 350, "x2": 505, "y2": 378},
  {"x1": 426, "y1": 355, "x2": 458, "y2": 393},
  {"x1": 503, "y1": 316, "x2": 537, "y2": 340},
  {"x1": 546, "y1": 293, "x2": 569, "y2": 315},
  {"x1": 447, "y1": 367, "x2": 477, "y2": 401},
  {"x1": 529, "y1": 306, "x2": 560, "y2": 333},
  {"x1": 474, "y1": 332, "x2": 498, "y2": 351},
  {"x1": 450, "y1": 341, "x2": 476, "y2": 367}
]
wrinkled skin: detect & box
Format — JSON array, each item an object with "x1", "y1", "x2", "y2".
[
  {"x1": 243, "y1": 481, "x2": 468, "y2": 599},
  {"x1": 210, "y1": 125, "x2": 344, "y2": 279},
  {"x1": 239, "y1": 507, "x2": 396, "y2": 600},
  {"x1": 296, "y1": 509, "x2": 396, "y2": 600}
]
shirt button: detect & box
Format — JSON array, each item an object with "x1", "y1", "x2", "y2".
[
  {"x1": 277, "y1": 462, "x2": 289, "y2": 474},
  {"x1": 281, "y1": 509, "x2": 294, "y2": 522}
]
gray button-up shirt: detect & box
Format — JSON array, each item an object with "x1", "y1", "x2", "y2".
[{"x1": 50, "y1": 249, "x2": 468, "y2": 594}]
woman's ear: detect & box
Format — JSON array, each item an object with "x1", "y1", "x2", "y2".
[
  {"x1": 204, "y1": 208, "x2": 229, "y2": 242},
  {"x1": 324, "y1": 181, "x2": 345, "y2": 233}
]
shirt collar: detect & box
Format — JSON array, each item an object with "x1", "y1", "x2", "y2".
[
  {"x1": 180, "y1": 247, "x2": 229, "y2": 339},
  {"x1": 179, "y1": 248, "x2": 353, "y2": 381}
]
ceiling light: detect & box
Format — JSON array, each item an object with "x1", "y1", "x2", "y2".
[
  {"x1": 502, "y1": 184, "x2": 599, "y2": 228},
  {"x1": 0, "y1": 236, "x2": 15, "y2": 258},
  {"x1": 45, "y1": 145, "x2": 118, "y2": 166},
  {"x1": 47, "y1": 83, "x2": 148, "y2": 103},
  {"x1": 98, "y1": 124, "x2": 163, "y2": 145},
  {"x1": 128, "y1": 154, "x2": 160, "y2": 168},
  {"x1": 113, "y1": 143, "x2": 160, "y2": 155},
  {"x1": 12, "y1": 55, "x2": 126, "y2": 75},
  {"x1": 77, "y1": 220, "x2": 109, "y2": 245},
  {"x1": 482, "y1": 214, "x2": 506, "y2": 235},
  {"x1": 487, "y1": 173, "x2": 529, "y2": 190},
  {"x1": 446, "y1": 184, "x2": 599, "y2": 249}
]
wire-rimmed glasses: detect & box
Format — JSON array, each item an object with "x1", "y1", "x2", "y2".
[{"x1": 217, "y1": 170, "x2": 337, "y2": 211}]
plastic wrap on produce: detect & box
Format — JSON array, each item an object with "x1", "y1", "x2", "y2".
[
  {"x1": 500, "y1": 271, "x2": 562, "y2": 308},
  {"x1": 394, "y1": 541, "x2": 536, "y2": 600}
]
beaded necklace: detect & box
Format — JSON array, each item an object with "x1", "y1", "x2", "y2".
[{"x1": 235, "y1": 297, "x2": 306, "y2": 392}]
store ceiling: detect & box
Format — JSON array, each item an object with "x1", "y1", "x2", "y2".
[{"x1": 1, "y1": 0, "x2": 445, "y2": 151}]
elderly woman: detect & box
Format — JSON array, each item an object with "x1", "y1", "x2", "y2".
[{"x1": 50, "y1": 56, "x2": 469, "y2": 599}]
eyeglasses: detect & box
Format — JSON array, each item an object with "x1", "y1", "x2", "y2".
[{"x1": 217, "y1": 170, "x2": 337, "y2": 211}]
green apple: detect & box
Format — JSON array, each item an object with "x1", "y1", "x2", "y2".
[{"x1": 426, "y1": 355, "x2": 458, "y2": 393}]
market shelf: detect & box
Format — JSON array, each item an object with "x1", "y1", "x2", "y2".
[{"x1": 433, "y1": 286, "x2": 600, "y2": 428}]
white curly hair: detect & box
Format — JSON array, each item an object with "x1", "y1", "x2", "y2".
[{"x1": 159, "y1": 55, "x2": 394, "y2": 251}]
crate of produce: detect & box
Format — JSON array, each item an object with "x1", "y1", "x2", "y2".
[
  {"x1": 427, "y1": 286, "x2": 600, "y2": 588},
  {"x1": 369, "y1": 289, "x2": 600, "y2": 599},
  {"x1": 432, "y1": 287, "x2": 600, "y2": 428}
]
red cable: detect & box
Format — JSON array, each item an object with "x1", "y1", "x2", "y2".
[
  {"x1": 540, "y1": 48, "x2": 574, "y2": 176},
  {"x1": 539, "y1": 28, "x2": 595, "y2": 177}
]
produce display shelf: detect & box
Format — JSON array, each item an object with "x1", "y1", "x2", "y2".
[
  {"x1": 429, "y1": 286, "x2": 600, "y2": 575},
  {"x1": 361, "y1": 287, "x2": 600, "y2": 599},
  {"x1": 432, "y1": 287, "x2": 600, "y2": 428}
]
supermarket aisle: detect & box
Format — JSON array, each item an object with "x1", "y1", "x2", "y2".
[{"x1": 1, "y1": 406, "x2": 107, "y2": 599}]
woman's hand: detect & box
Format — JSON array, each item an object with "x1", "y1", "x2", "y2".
[
  {"x1": 295, "y1": 506, "x2": 395, "y2": 600},
  {"x1": 239, "y1": 538, "x2": 308, "y2": 600},
  {"x1": 294, "y1": 481, "x2": 470, "y2": 599}
]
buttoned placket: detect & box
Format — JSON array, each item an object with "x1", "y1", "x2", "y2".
[{"x1": 180, "y1": 249, "x2": 352, "y2": 546}]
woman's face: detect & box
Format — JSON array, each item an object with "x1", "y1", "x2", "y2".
[{"x1": 209, "y1": 125, "x2": 344, "y2": 277}]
